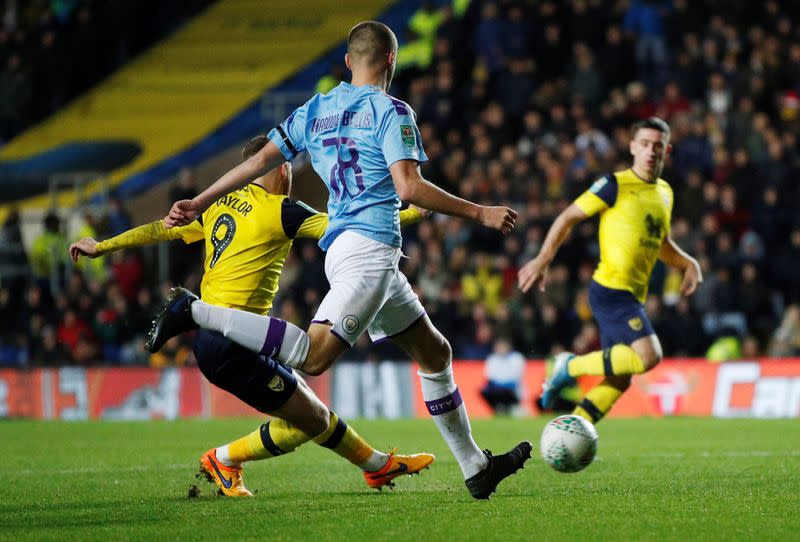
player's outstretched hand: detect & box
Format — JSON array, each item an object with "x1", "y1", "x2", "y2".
[
  {"x1": 410, "y1": 204, "x2": 433, "y2": 219},
  {"x1": 165, "y1": 199, "x2": 202, "y2": 228},
  {"x1": 69, "y1": 237, "x2": 99, "y2": 262},
  {"x1": 518, "y1": 256, "x2": 548, "y2": 293},
  {"x1": 478, "y1": 205, "x2": 517, "y2": 235},
  {"x1": 681, "y1": 259, "x2": 703, "y2": 296}
]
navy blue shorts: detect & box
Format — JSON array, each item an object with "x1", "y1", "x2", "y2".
[
  {"x1": 588, "y1": 281, "x2": 655, "y2": 348},
  {"x1": 193, "y1": 329, "x2": 298, "y2": 413}
]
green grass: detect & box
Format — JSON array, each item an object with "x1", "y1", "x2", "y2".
[{"x1": 0, "y1": 417, "x2": 797, "y2": 541}]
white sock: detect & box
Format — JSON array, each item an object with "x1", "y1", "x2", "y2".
[
  {"x1": 190, "y1": 301, "x2": 309, "y2": 367},
  {"x1": 362, "y1": 451, "x2": 391, "y2": 472},
  {"x1": 215, "y1": 445, "x2": 237, "y2": 467},
  {"x1": 418, "y1": 364, "x2": 488, "y2": 479}
]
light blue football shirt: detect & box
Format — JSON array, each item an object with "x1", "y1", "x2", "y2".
[{"x1": 267, "y1": 82, "x2": 427, "y2": 250}]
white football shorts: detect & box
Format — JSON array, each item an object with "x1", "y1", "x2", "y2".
[{"x1": 312, "y1": 230, "x2": 425, "y2": 346}]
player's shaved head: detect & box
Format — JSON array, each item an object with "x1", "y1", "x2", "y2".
[
  {"x1": 347, "y1": 21, "x2": 397, "y2": 68},
  {"x1": 242, "y1": 135, "x2": 268, "y2": 162}
]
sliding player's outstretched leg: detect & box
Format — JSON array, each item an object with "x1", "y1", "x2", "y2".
[
  {"x1": 191, "y1": 332, "x2": 433, "y2": 495},
  {"x1": 146, "y1": 287, "x2": 199, "y2": 352},
  {"x1": 391, "y1": 314, "x2": 531, "y2": 499},
  {"x1": 201, "y1": 410, "x2": 434, "y2": 494},
  {"x1": 147, "y1": 287, "x2": 310, "y2": 370}
]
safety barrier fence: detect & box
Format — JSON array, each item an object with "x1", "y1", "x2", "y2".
[{"x1": 1, "y1": 359, "x2": 798, "y2": 420}]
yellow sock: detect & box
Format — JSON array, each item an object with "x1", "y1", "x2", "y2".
[
  {"x1": 226, "y1": 419, "x2": 310, "y2": 463},
  {"x1": 573, "y1": 377, "x2": 631, "y2": 423},
  {"x1": 225, "y1": 428, "x2": 271, "y2": 464},
  {"x1": 567, "y1": 344, "x2": 646, "y2": 377},
  {"x1": 313, "y1": 412, "x2": 378, "y2": 469}
]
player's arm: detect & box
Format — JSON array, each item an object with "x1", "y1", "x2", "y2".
[
  {"x1": 69, "y1": 220, "x2": 203, "y2": 262},
  {"x1": 399, "y1": 205, "x2": 429, "y2": 226},
  {"x1": 166, "y1": 142, "x2": 285, "y2": 227},
  {"x1": 517, "y1": 204, "x2": 589, "y2": 293},
  {"x1": 379, "y1": 100, "x2": 515, "y2": 233},
  {"x1": 519, "y1": 175, "x2": 615, "y2": 293},
  {"x1": 167, "y1": 104, "x2": 308, "y2": 228},
  {"x1": 659, "y1": 236, "x2": 702, "y2": 295},
  {"x1": 281, "y1": 199, "x2": 327, "y2": 240},
  {"x1": 390, "y1": 160, "x2": 516, "y2": 233},
  {"x1": 291, "y1": 203, "x2": 428, "y2": 240}
]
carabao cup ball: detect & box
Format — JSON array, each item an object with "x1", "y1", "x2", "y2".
[{"x1": 540, "y1": 415, "x2": 598, "y2": 473}]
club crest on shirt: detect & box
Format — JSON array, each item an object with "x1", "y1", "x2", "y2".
[
  {"x1": 628, "y1": 317, "x2": 643, "y2": 331},
  {"x1": 342, "y1": 315, "x2": 360, "y2": 335},
  {"x1": 268, "y1": 375, "x2": 284, "y2": 392},
  {"x1": 401, "y1": 125, "x2": 415, "y2": 148},
  {"x1": 644, "y1": 213, "x2": 664, "y2": 239}
]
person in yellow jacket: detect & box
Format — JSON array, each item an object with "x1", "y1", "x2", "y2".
[{"x1": 30, "y1": 212, "x2": 67, "y2": 284}]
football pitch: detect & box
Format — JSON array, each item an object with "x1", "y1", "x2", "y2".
[{"x1": 1, "y1": 417, "x2": 797, "y2": 541}]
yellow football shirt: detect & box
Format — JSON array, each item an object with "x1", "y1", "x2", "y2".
[
  {"x1": 574, "y1": 169, "x2": 673, "y2": 302},
  {"x1": 95, "y1": 184, "x2": 422, "y2": 315}
]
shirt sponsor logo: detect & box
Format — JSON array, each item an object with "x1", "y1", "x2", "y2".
[
  {"x1": 342, "y1": 110, "x2": 372, "y2": 128},
  {"x1": 310, "y1": 114, "x2": 340, "y2": 133}
]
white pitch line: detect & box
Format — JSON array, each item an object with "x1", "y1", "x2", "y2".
[{"x1": 4, "y1": 450, "x2": 799, "y2": 476}]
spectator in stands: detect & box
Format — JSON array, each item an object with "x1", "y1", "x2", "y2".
[
  {"x1": 169, "y1": 167, "x2": 198, "y2": 203},
  {"x1": 56, "y1": 308, "x2": 95, "y2": 362},
  {"x1": 109, "y1": 250, "x2": 143, "y2": 302},
  {"x1": 774, "y1": 229, "x2": 800, "y2": 304},
  {"x1": 570, "y1": 44, "x2": 603, "y2": 105},
  {"x1": 167, "y1": 168, "x2": 203, "y2": 283},
  {"x1": 657, "y1": 81, "x2": 691, "y2": 119},
  {"x1": 480, "y1": 338, "x2": 525, "y2": 416},
  {"x1": 408, "y1": 1, "x2": 443, "y2": 44},
  {"x1": 0, "y1": 209, "x2": 29, "y2": 308},
  {"x1": 624, "y1": 0, "x2": 671, "y2": 70},
  {"x1": 30, "y1": 325, "x2": 70, "y2": 365},
  {"x1": 473, "y1": 2, "x2": 505, "y2": 79},
  {"x1": 73, "y1": 210, "x2": 107, "y2": 283},
  {"x1": 12, "y1": 0, "x2": 800, "y2": 364},
  {"x1": 0, "y1": 53, "x2": 31, "y2": 140},
  {"x1": 29, "y1": 212, "x2": 67, "y2": 294},
  {"x1": 769, "y1": 305, "x2": 800, "y2": 356},
  {"x1": 105, "y1": 196, "x2": 132, "y2": 236},
  {"x1": 598, "y1": 26, "x2": 636, "y2": 91},
  {"x1": 149, "y1": 336, "x2": 193, "y2": 368},
  {"x1": 314, "y1": 64, "x2": 344, "y2": 95}
]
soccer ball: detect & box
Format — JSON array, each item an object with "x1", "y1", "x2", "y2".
[{"x1": 540, "y1": 415, "x2": 598, "y2": 473}]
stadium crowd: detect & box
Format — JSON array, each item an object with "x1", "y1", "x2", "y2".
[
  {"x1": 2, "y1": 0, "x2": 800, "y2": 366},
  {"x1": 0, "y1": 0, "x2": 213, "y2": 141}
]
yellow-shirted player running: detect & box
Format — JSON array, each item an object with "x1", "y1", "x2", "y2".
[
  {"x1": 518, "y1": 117, "x2": 702, "y2": 423},
  {"x1": 69, "y1": 136, "x2": 433, "y2": 496}
]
